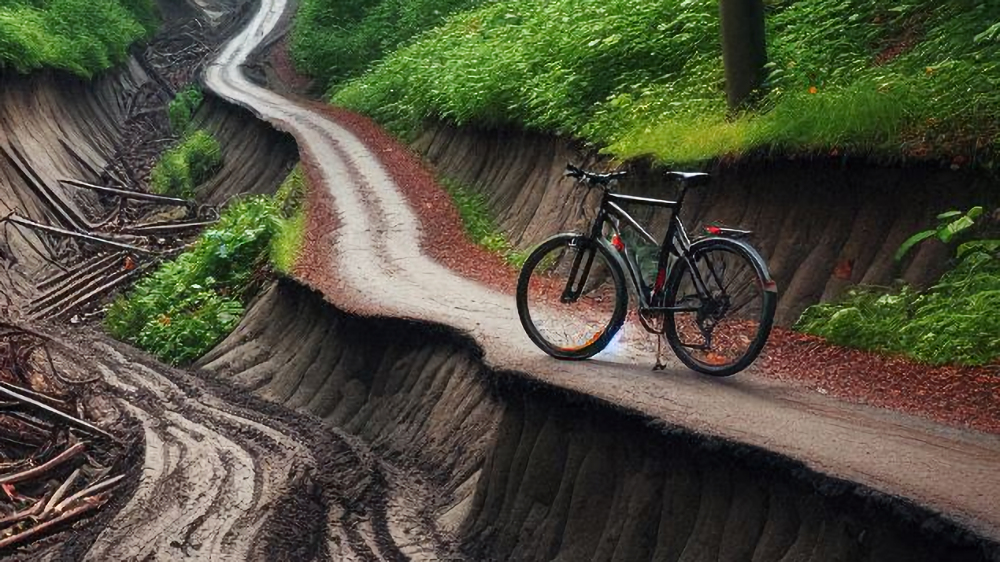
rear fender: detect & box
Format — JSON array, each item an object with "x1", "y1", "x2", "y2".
[{"x1": 689, "y1": 236, "x2": 777, "y2": 294}]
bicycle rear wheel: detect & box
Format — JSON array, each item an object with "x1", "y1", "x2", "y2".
[
  {"x1": 516, "y1": 234, "x2": 628, "y2": 360},
  {"x1": 663, "y1": 238, "x2": 776, "y2": 376}
]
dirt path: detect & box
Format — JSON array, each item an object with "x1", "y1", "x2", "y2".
[
  {"x1": 203, "y1": 0, "x2": 1000, "y2": 544},
  {"x1": 16, "y1": 326, "x2": 449, "y2": 561}
]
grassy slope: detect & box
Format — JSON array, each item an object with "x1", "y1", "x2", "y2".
[
  {"x1": 0, "y1": 0, "x2": 157, "y2": 77},
  {"x1": 304, "y1": 0, "x2": 1000, "y2": 168}
]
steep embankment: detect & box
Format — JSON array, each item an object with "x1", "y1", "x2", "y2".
[
  {"x1": 413, "y1": 124, "x2": 995, "y2": 325},
  {"x1": 0, "y1": 4, "x2": 380, "y2": 560},
  {"x1": 205, "y1": 278, "x2": 998, "y2": 561}
]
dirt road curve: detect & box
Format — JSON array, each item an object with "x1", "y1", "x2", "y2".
[
  {"x1": 64, "y1": 328, "x2": 441, "y2": 561},
  {"x1": 204, "y1": 0, "x2": 1000, "y2": 543}
]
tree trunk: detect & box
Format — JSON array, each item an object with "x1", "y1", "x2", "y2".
[{"x1": 718, "y1": 0, "x2": 767, "y2": 110}]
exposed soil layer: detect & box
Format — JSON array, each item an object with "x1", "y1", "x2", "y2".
[
  {"x1": 205, "y1": 278, "x2": 1000, "y2": 561},
  {"x1": 413, "y1": 124, "x2": 998, "y2": 325}
]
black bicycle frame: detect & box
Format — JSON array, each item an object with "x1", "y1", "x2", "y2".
[{"x1": 586, "y1": 188, "x2": 709, "y2": 312}]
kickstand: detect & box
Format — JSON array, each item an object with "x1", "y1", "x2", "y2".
[{"x1": 653, "y1": 332, "x2": 668, "y2": 371}]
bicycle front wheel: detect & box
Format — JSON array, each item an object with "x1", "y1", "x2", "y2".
[
  {"x1": 664, "y1": 238, "x2": 776, "y2": 376},
  {"x1": 516, "y1": 234, "x2": 628, "y2": 360}
]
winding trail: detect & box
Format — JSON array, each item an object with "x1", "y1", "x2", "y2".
[{"x1": 204, "y1": 0, "x2": 1000, "y2": 545}]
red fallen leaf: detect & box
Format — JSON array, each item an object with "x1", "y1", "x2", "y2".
[{"x1": 832, "y1": 258, "x2": 854, "y2": 280}]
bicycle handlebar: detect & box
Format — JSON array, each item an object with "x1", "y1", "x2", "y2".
[{"x1": 564, "y1": 163, "x2": 627, "y2": 187}]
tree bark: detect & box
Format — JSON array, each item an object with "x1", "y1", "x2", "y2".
[{"x1": 718, "y1": 0, "x2": 767, "y2": 109}]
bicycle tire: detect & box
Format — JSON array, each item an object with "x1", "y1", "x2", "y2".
[
  {"x1": 663, "y1": 237, "x2": 776, "y2": 376},
  {"x1": 516, "y1": 234, "x2": 628, "y2": 360}
]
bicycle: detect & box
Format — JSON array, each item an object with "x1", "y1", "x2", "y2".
[{"x1": 515, "y1": 163, "x2": 778, "y2": 376}]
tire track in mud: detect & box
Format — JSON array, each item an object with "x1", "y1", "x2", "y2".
[{"x1": 28, "y1": 331, "x2": 406, "y2": 562}]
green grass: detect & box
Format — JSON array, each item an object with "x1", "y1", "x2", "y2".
[
  {"x1": 440, "y1": 177, "x2": 526, "y2": 267},
  {"x1": 326, "y1": 0, "x2": 1000, "y2": 167},
  {"x1": 0, "y1": 0, "x2": 157, "y2": 77},
  {"x1": 149, "y1": 130, "x2": 222, "y2": 199},
  {"x1": 269, "y1": 167, "x2": 308, "y2": 274}
]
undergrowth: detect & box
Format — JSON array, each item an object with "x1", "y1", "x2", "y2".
[
  {"x1": 270, "y1": 166, "x2": 308, "y2": 274},
  {"x1": 326, "y1": 0, "x2": 1000, "y2": 167},
  {"x1": 795, "y1": 240, "x2": 1000, "y2": 366},
  {"x1": 105, "y1": 192, "x2": 306, "y2": 366},
  {"x1": 291, "y1": 0, "x2": 486, "y2": 86},
  {"x1": 149, "y1": 130, "x2": 222, "y2": 199},
  {"x1": 0, "y1": 0, "x2": 157, "y2": 77},
  {"x1": 440, "y1": 177, "x2": 526, "y2": 267},
  {"x1": 168, "y1": 86, "x2": 204, "y2": 134}
]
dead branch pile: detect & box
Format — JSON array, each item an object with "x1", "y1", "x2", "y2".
[{"x1": 0, "y1": 325, "x2": 124, "y2": 553}]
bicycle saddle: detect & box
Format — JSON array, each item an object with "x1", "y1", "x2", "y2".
[{"x1": 664, "y1": 171, "x2": 710, "y2": 187}]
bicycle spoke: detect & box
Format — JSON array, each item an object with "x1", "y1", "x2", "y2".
[
  {"x1": 518, "y1": 237, "x2": 626, "y2": 357},
  {"x1": 666, "y1": 243, "x2": 773, "y2": 375}
]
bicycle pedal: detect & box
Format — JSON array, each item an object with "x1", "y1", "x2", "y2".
[{"x1": 653, "y1": 362, "x2": 667, "y2": 371}]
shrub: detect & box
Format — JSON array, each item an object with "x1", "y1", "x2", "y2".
[
  {"x1": 149, "y1": 130, "x2": 222, "y2": 199},
  {"x1": 795, "y1": 242, "x2": 1000, "y2": 366},
  {"x1": 328, "y1": 0, "x2": 1000, "y2": 166},
  {"x1": 0, "y1": 0, "x2": 157, "y2": 77},
  {"x1": 291, "y1": 0, "x2": 485, "y2": 87},
  {"x1": 105, "y1": 197, "x2": 282, "y2": 365},
  {"x1": 168, "y1": 86, "x2": 204, "y2": 134}
]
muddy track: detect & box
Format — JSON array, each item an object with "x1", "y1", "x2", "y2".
[
  {"x1": 16, "y1": 327, "x2": 422, "y2": 561},
  {"x1": 204, "y1": 0, "x2": 1000, "y2": 546}
]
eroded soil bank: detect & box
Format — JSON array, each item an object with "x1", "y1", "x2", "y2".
[
  {"x1": 205, "y1": 278, "x2": 1000, "y2": 561},
  {"x1": 413, "y1": 124, "x2": 998, "y2": 325}
]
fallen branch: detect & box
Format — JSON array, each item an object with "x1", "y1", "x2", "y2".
[
  {"x1": 0, "y1": 443, "x2": 86, "y2": 485},
  {"x1": 0, "y1": 384, "x2": 113, "y2": 440},
  {"x1": 58, "y1": 179, "x2": 193, "y2": 209},
  {"x1": 0, "y1": 495, "x2": 103, "y2": 550},
  {"x1": 53, "y1": 474, "x2": 124, "y2": 514},
  {"x1": 0, "y1": 497, "x2": 44, "y2": 528},
  {"x1": 3, "y1": 214, "x2": 154, "y2": 256},
  {"x1": 40, "y1": 467, "x2": 81, "y2": 520}
]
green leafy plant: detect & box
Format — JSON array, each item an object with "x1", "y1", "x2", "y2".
[
  {"x1": 291, "y1": 0, "x2": 486, "y2": 87},
  {"x1": 322, "y1": 0, "x2": 1000, "y2": 167},
  {"x1": 895, "y1": 206, "x2": 985, "y2": 262},
  {"x1": 149, "y1": 130, "x2": 222, "y2": 199},
  {"x1": 105, "y1": 197, "x2": 283, "y2": 365},
  {"x1": 0, "y1": 0, "x2": 157, "y2": 77},
  {"x1": 168, "y1": 86, "x2": 204, "y2": 134},
  {"x1": 796, "y1": 237, "x2": 1000, "y2": 366}
]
